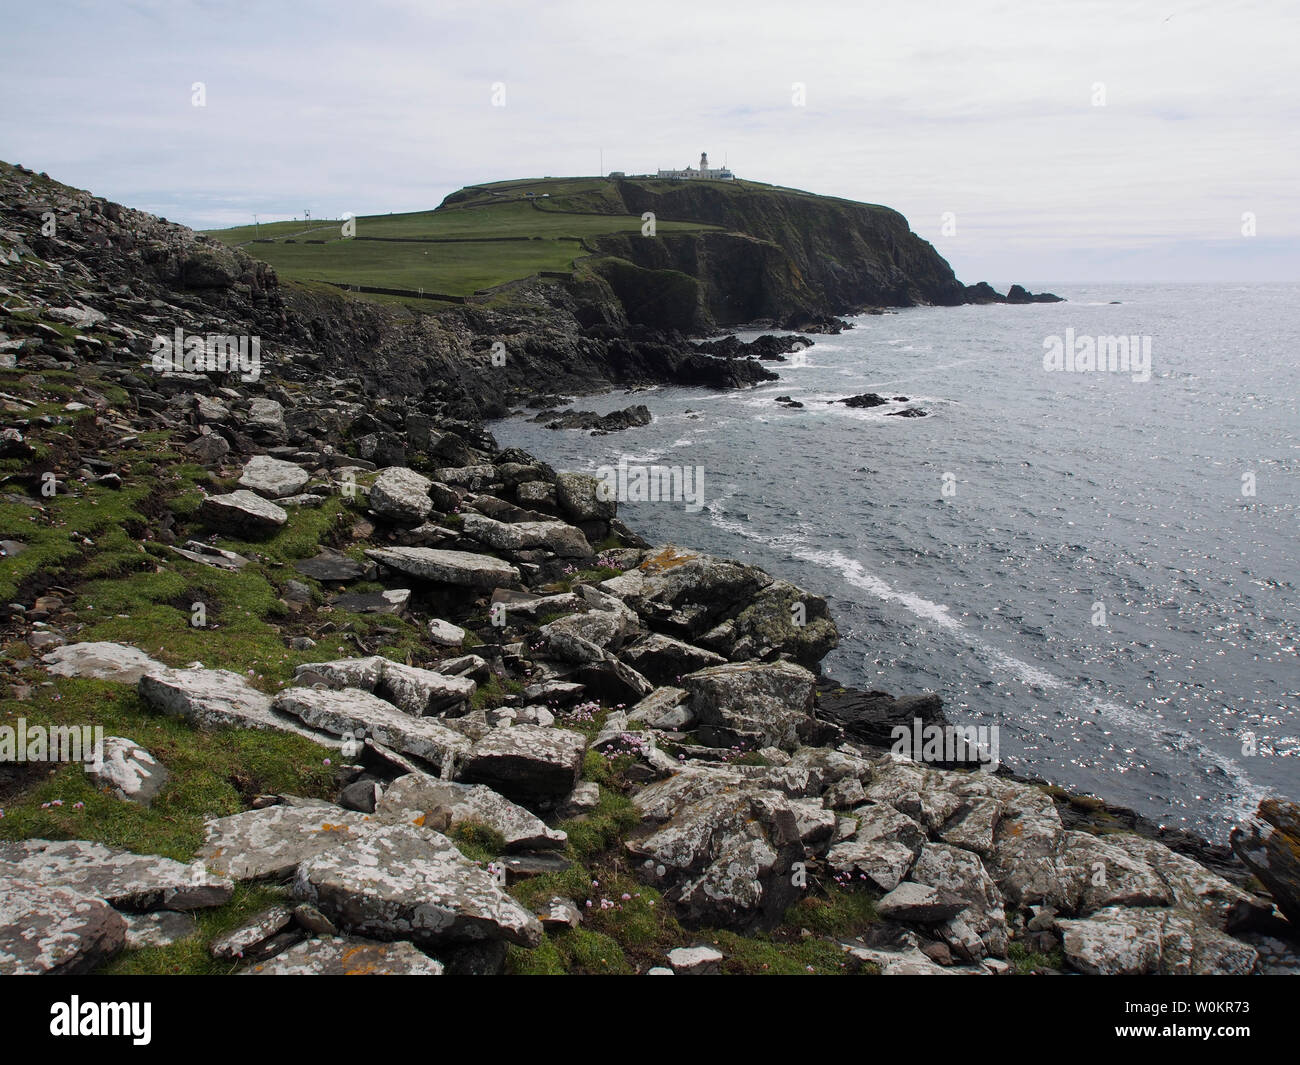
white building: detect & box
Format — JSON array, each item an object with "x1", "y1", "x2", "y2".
[{"x1": 656, "y1": 152, "x2": 734, "y2": 181}]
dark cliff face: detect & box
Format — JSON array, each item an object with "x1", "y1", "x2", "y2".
[{"x1": 599, "y1": 179, "x2": 966, "y2": 323}]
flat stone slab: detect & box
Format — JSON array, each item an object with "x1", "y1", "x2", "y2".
[
  {"x1": 366, "y1": 546, "x2": 520, "y2": 589},
  {"x1": 273, "y1": 686, "x2": 471, "y2": 771},
  {"x1": 0, "y1": 839, "x2": 232, "y2": 912},
  {"x1": 200, "y1": 489, "x2": 288, "y2": 533},
  {"x1": 42, "y1": 641, "x2": 165, "y2": 684},
  {"x1": 242, "y1": 936, "x2": 444, "y2": 975},
  {"x1": 198, "y1": 803, "x2": 377, "y2": 881},
  {"x1": 138, "y1": 666, "x2": 278, "y2": 731},
  {"x1": 169, "y1": 540, "x2": 250, "y2": 571},
  {"x1": 458, "y1": 724, "x2": 587, "y2": 805},
  {"x1": 376, "y1": 773, "x2": 566, "y2": 851},
  {"x1": 0, "y1": 878, "x2": 127, "y2": 974},
  {"x1": 460, "y1": 512, "x2": 593, "y2": 559},
  {"x1": 332, "y1": 589, "x2": 411, "y2": 615},
  {"x1": 292, "y1": 821, "x2": 543, "y2": 948},
  {"x1": 237, "y1": 455, "x2": 310, "y2": 499},
  {"x1": 294, "y1": 549, "x2": 368, "y2": 582}
]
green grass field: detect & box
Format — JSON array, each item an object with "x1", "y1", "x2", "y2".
[{"x1": 202, "y1": 176, "x2": 720, "y2": 300}]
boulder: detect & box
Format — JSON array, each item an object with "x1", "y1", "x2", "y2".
[
  {"x1": 200, "y1": 489, "x2": 288, "y2": 533},
  {"x1": 698, "y1": 579, "x2": 838, "y2": 666},
  {"x1": 555, "y1": 471, "x2": 615, "y2": 522},
  {"x1": 619, "y1": 633, "x2": 726, "y2": 685},
  {"x1": 292, "y1": 822, "x2": 543, "y2": 948},
  {"x1": 683, "y1": 660, "x2": 817, "y2": 750},
  {"x1": 294, "y1": 549, "x2": 369, "y2": 582},
  {"x1": 237, "y1": 455, "x2": 309, "y2": 499},
  {"x1": 599, "y1": 546, "x2": 770, "y2": 638},
  {"x1": 369, "y1": 466, "x2": 434, "y2": 524},
  {"x1": 210, "y1": 905, "x2": 295, "y2": 961},
  {"x1": 628, "y1": 786, "x2": 804, "y2": 929},
  {"x1": 86, "y1": 736, "x2": 168, "y2": 805},
  {"x1": 138, "y1": 666, "x2": 286, "y2": 732},
  {"x1": 458, "y1": 725, "x2": 587, "y2": 806},
  {"x1": 1230, "y1": 799, "x2": 1300, "y2": 929},
  {"x1": 1058, "y1": 906, "x2": 1258, "y2": 975},
  {"x1": 826, "y1": 802, "x2": 927, "y2": 891},
  {"x1": 876, "y1": 882, "x2": 968, "y2": 923},
  {"x1": 667, "y1": 945, "x2": 724, "y2": 974}
]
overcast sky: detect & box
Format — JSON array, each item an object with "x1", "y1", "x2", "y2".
[{"x1": 4, "y1": 0, "x2": 1296, "y2": 282}]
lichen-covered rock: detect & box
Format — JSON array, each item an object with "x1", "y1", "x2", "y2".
[
  {"x1": 138, "y1": 666, "x2": 304, "y2": 735},
  {"x1": 369, "y1": 466, "x2": 434, "y2": 524},
  {"x1": 0, "y1": 839, "x2": 232, "y2": 911},
  {"x1": 86, "y1": 736, "x2": 169, "y2": 805},
  {"x1": 210, "y1": 905, "x2": 295, "y2": 960},
  {"x1": 0, "y1": 878, "x2": 127, "y2": 974},
  {"x1": 292, "y1": 822, "x2": 543, "y2": 948},
  {"x1": 619, "y1": 632, "x2": 726, "y2": 685},
  {"x1": 627, "y1": 787, "x2": 805, "y2": 930},
  {"x1": 242, "y1": 936, "x2": 444, "y2": 975},
  {"x1": 461, "y1": 512, "x2": 593, "y2": 559},
  {"x1": 273, "y1": 686, "x2": 471, "y2": 772},
  {"x1": 199, "y1": 489, "x2": 288, "y2": 533},
  {"x1": 458, "y1": 725, "x2": 587, "y2": 806},
  {"x1": 366, "y1": 546, "x2": 520, "y2": 589},
  {"x1": 198, "y1": 803, "x2": 376, "y2": 880},
  {"x1": 683, "y1": 660, "x2": 817, "y2": 750},
  {"x1": 1058, "y1": 906, "x2": 1258, "y2": 975},
  {"x1": 599, "y1": 545, "x2": 770, "y2": 638},
  {"x1": 376, "y1": 773, "x2": 566, "y2": 851},
  {"x1": 698, "y1": 578, "x2": 839, "y2": 666},
  {"x1": 825, "y1": 802, "x2": 927, "y2": 891},
  {"x1": 237, "y1": 454, "x2": 310, "y2": 499},
  {"x1": 42, "y1": 641, "x2": 164, "y2": 684},
  {"x1": 1231, "y1": 799, "x2": 1300, "y2": 930},
  {"x1": 909, "y1": 842, "x2": 1008, "y2": 959},
  {"x1": 555, "y1": 471, "x2": 615, "y2": 522}
]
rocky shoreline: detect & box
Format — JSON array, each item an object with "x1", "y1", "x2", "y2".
[{"x1": 1, "y1": 160, "x2": 1297, "y2": 976}]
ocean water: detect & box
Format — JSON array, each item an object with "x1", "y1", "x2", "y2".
[{"x1": 490, "y1": 283, "x2": 1300, "y2": 840}]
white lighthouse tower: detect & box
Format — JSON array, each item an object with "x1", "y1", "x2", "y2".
[{"x1": 700, "y1": 152, "x2": 708, "y2": 172}]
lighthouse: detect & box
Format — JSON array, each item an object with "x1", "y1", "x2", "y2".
[{"x1": 700, "y1": 152, "x2": 708, "y2": 171}]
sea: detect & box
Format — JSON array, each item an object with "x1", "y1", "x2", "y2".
[{"x1": 489, "y1": 282, "x2": 1299, "y2": 841}]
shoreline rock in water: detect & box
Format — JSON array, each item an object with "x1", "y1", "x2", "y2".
[{"x1": 0, "y1": 159, "x2": 1294, "y2": 976}]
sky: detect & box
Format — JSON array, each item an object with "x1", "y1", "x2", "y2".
[{"x1": 3, "y1": 0, "x2": 1297, "y2": 283}]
